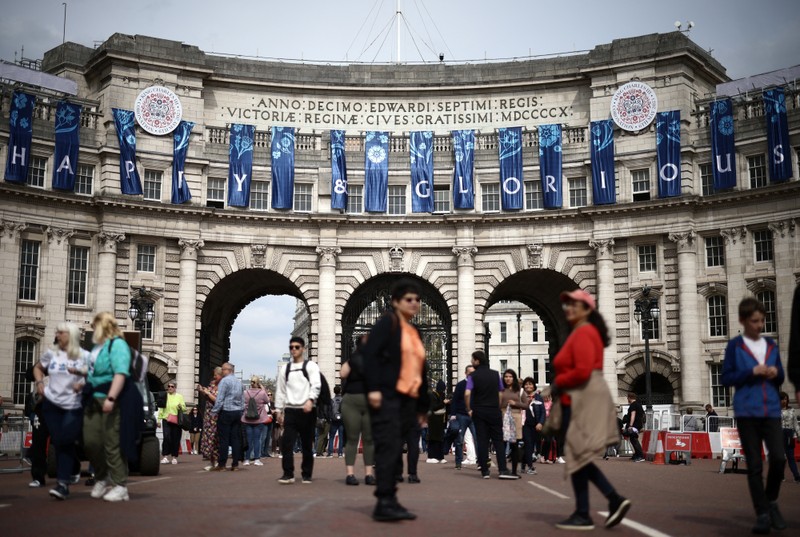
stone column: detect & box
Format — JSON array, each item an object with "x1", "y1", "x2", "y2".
[
  {"x1": 589, "y1": 238, "x2": 618, "y2": 398},
  {"x1": 176, "y1": 239, "x2": 204, "y2": 403},
  {"x1": 453, "y1": 246, "x2": 478, "y2": 373},
  {"x1": 43, "y1": 227, "x2": 76, "y2": 331},
  {"x1": 669, "y1": 230, "x2": 702, "y2": 403},
  {"x1": 95, "y1": 231, "x2": 126, "y2": 316},
  {"x1": 768, "y1": 220, "x2": 796, "y2": 368},
  {"x1": 316, "y1": 246, "x2": 340, "y2": 383},
  {"x1": 721, "y1": 227, "x2": 748, "y2": 338},
  {"x1": 0, "y1": 221, "x2": 27, "y2": 397}
]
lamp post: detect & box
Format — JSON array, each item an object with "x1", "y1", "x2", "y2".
[
  {"x1": 484, "y1": 322, "x2": 491, "y2": 360},
  {"x1": 128, "y1": 287, "x2": 155, "y2": 350},
  {"x1": 633, "y1": 285, "x2": 660, "y2": 429},
  {"x1": 516, "y1": 312, "x2": 522, "y2": 378}
]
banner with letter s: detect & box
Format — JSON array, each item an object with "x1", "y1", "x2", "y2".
[
  {"x1": 498, "y1": 127, "x2": 523, "y2": 210},
  {"x1": 271, "y1": 127, "x2": 295, "y2": 209},
  {"x1": 112, "y1": 108, "x2": 142, "y2": 195},
  {"x1": 590, "y1": 120, "x2": 616, "y2": 205},
  {"x1": 410, "y1": 131, "x2": 434, "y2": 213},
  {"x1": 763, "y1": 87, "x2": 792, "y2": 182},
  {"x1": 52, "y1": 101, "x2": 82, "y2": 191},
  {"x1": 539, "y1": 124, "x2": 562, "y2": 208},
  {"x1": 451, "y1": 130, "x2": 474, "y2": 210},
  {"x1": 656, "y1": 110, "x2": 681, "y2": 198},
  {"x1": 171, "y1": 120, "x2": 194, "y2": 204},
  {"x1": 709, "y1": 98, "x2": 736, "y2": 190},
  {"x1": 227, "y1": 123, "x2": 254, "y2": 207},
  {"x1": 330, "y1": 130, "x2": 348, "y2": 210},
  {"x1": 364, "y1": 131, "x2": 389, "y2": 212},
  {"x1": 4, "y1": 90, "x2": 36, "y2": 183}
]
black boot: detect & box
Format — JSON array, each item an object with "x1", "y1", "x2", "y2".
[{"x1": 373, "y1": 497, "x2": 417, "y2": 522}]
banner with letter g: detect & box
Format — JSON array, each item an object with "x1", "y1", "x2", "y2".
[{"x1": 410, "y1": 131, "x2": 434, "y2": 213}]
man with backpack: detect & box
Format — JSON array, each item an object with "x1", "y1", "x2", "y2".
[
  {"x1": 275, "y1": 337, "x2": 322, "y2": 484},
  {"x1": 327, "y1": 385, "x2": 344, "y2": 457}
]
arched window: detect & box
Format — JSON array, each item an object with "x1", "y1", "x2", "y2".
[
  {"x1": 756, "y1": 290, "x2": 777, "y2": 333},
  {"x1": 707, "y1": 295, "x2": 728, "y2": 338},
  {"x1": 14, "y1": 339, "x2": 37, "y2": 405}
]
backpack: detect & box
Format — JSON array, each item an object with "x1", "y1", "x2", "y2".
[
  {"x1": 285, "y1": 360, "x2": 332, "y2": 420},
  {"x1": 331, "y1": 395, "x2": 343, "y2": 421},
  {"x1": 245, "y1": 390, "x2": 260, "y2": 420},
  {"x1": 108, "y1": 337, "x2": 148, "y2": 384}
]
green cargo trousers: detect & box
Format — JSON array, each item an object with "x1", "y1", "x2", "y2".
[{"x1": 83, "y1": 398, "x2": 128, "y2": 486}]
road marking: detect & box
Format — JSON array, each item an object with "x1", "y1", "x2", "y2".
[
  {"x1": 128, "y1": 476, "x2": 171, "y2": 486},
  {"x1": 597, "y1": 511, "x2": 673, "y2": 537},
  {"x1": 527, "y1": 480, "x2": 570, "y2": 500},
  {"x1": 0, "y1": 504, "x2": 10, "y2": 509}
]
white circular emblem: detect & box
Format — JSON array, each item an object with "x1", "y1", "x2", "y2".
[
  {"x1": 610, "y1": 81, "x2": 658, "y2": 132},
  {"x1": 134, "y1": 86, "x2": 182, "y2": 135}
]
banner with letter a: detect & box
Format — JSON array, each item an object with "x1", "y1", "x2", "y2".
[
  {"x1": 171, "y1": 120, "x2": 194, "y2": 204},
  {"x1": 451, "y1": 130, "x2": 474, "y2": 210},
  {"x1": 52, "y1": 101, "x2": 82, "y2": 191},
  {"x1": 763, "y1": 87, "x2": 792, "y2": 182},
  {"x1": 227, "y1": 123, "x2": 254, "y2": 207},
  {"x1": 410, "y1": 131, "x2": 434, "y2": 213},
  {"x1": 498, "y1": 127, "x2": 523, "y2": 210},
  {"x1": 4, "y1": 90, "x2": 36, "y2": 183},
  {"x1": 539, "y1": 124, "x2": 562, "y2": 208},
  {"x1": 364, "y1": 131, "x2": 389, "y2": 212},
  {"x1": 709, "y1": 98, "x2": 736, "y2": 190},
  {"x1": 330, "y1": 130, "x2": 348, "y2": 210},
  {"x1": 271, "y1": 127, "x2": 295, "y2": 209},
  {"x1": 656, "y1": 110, "x2": 681, "y2": 198},
  {"x1": 590, "y1": 120, "x2": 616, "y2": 205},
  {"x1": 112, "y1": 108, "x2": 142, "y2": 195}
]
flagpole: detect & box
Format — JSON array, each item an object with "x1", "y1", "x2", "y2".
[{"x1": 396, "y1": 0, "x2": 401, "y2": 63}]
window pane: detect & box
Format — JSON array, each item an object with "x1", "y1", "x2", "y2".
[
  {"x1": 388, "y1": 185, "x2": 406, "y2": 215},
  {"x1": 500, "y1": 322, "x2": 507, "y2": 343},
  {"x1": 747, "y1": 155, "x2": 767, "y2": 189},
  {"x1": 142, "y1": 319, "x2": 153, "y2": 340},
  {"x1": 347, "y1": 185, "x2": 363, "y2": 214},
  {"x1": 568, "y1": 177, "x2": 587, "y2": 207},
  {"x1": 75, "y1": 164, "x2": 94, "y2": 195},
  {"x1": 638, "y1": 244, "x2": 657, "y2": 272},
  {"x1": 632, "y1": 169, "x2": 650, "y2": 201},
  {"x1": 531, "y1": 320, "x2": 538, "y2": 342},
  {"x1": 143, "y1": 169, "x2": 162, "y2": 201},
  {"x1": 137, "y1": 244, "x2": 156, "y2": 273},
  {"x1": 18, "y1": 239, "x2": 40, "y2": 301},
  {"x1": 482, "y1": 183, "x2": 500, "y2": 212},
  {"x1": 27, "y1": 156, "x2": 47, "y2": 187},
  {"x1": 753, "y1": 230, "x2": 773, "y2": 262},
  {"x1": 434, "y1": 188, "x2": 450, "y2": 213},
  {"x1": 207, "y1": 178, "x2": 225, "y2": 201},
  {"x1": 705, "y1": 236, "x2": 725, "y2": 267},
  {"x1": 14, "y1": 340, "x2": 36, "y2": 404},
  {"x1": 250, "y1": 181, "x2": 269, "y2": 210},
  {"x1": 525, "y1": 180, "x2": 542, "y2": 210},
  {"x1": 708, "y1": 295, "x2": 728, "y2": 337},
  {"x1": 293, "y1": 183, "x2": 312, "y2": 212},
  {"x1": 699, "y1": 163, "x2": 714, "y2": 196},
  {"x1": 710, "y1": 364, "x2": 730, "y2": 407},
  {"x1": 757, "y1": 290, "x2": 777, "y2": 333},
  {"x1": 68, "y1": 246, "x2": 89, "y2": 305}
]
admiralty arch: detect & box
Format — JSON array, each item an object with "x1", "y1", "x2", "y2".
[{"x1": 1, "y1": 31, "x2": 798, "y2": 409}]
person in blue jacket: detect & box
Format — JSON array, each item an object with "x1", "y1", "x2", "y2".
[{"x1": 722, "y1": 297, "x2": 787, "y2": 534}]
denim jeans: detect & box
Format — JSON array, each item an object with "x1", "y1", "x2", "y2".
[
  {"x1": 328, "y1": 420, "x2": 344, "y2": 455},
  {"x1": 41, "y1": 399, "x2": 82, "y2": 485},
  {"x1": 244, "y1": 422, "x2": 265, "y2": 460},
  {"x1": 216, "y1": 410, "x2": 242, "y2": 468},
  {"x1": 453, "y1": 414, "x2": 472, "y2": 465}
]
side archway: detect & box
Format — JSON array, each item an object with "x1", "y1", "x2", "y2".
[{"x1": 617, "y1": 350, "x2": 681, "y2": 404}]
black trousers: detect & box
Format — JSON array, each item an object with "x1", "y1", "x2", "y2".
[
  {"x1": 522, "y1": 423, "x2": 540, "y2": 467},
  {"x1": 371, "y1": 393, "x2": 416, "y2": 499},
  {"x1": 217, "y1": 410, "x2": 242, "y2": 468},
  {"x1": 395, "y1": 422, "x2": 420, "y2": 477},
  {"x1": 162, "y1": 420, "x2": 182, "y2": 457},
  {"x1": 738, "y1": 418, "x2": 784, "y2": 515},
  {"x1": 472, "y1": 406, "x2": 507, "y2": 474},
  {"x1": 281, "y1": 407, "x2": 316, "y2": 479},
  {"x1": 29, "y1": 409, "x2": 50, "y2": 484}
]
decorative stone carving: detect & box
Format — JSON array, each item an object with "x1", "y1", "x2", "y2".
[
  {"x1": 178, "y1": 238, "x2": 204, "y2": 260},
  {"x1": 1, "y1": 220, "x2": 27, "y2": 239},
  {"x1": 526, "y1": 243, "x2": 543, "y2": 268},
  {"x1": 44, "y1": 226, "x2": 75, "y2": 246},
  {"x1": 251, "y1": 244, "x2": 267, "y2": 268},
  {"x1": 667, "y1": 230, "x2": 696, "y2": 252},
  {"x1": 768, "y1": 220, "x2": 796, "y2": 239},
  {"x1": 719, "y1": 227, "x2": 746, "y2": 245},
  {"x1": 316, "y1": 246, "x2": 341, "y2": 267},
  {"x1": 96, "y1": 231, "x2": 126, "y2": 253},
  {"x1": 389, "y1": 245, "x2": 404, "y2": 272},
  {"x1": 588, "y1": 238, "x2": 614, "y2": 259},
  {"x1": 452, "y1": 246, "x2": 478, "y2": 266}
]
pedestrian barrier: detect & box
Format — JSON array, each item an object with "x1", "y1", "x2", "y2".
[
  {"x1": 0, "y1": 416, "x2": 29, "y2": 474},
  {"x1": 664, "y1": 433, "x2": 692, "y2": 465}
]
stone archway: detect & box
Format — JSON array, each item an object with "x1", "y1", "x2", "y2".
[{"x1": 618, "y1": 350, "x2": 681, "y2": 404}]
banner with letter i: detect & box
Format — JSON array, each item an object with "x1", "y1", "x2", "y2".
[
  {"x1": 451, "y1": 130, "x2": 474, "y2": 210},
  {"x1": 656, "y1": 110, "x2": 681, "y2": 198},
  {"x1": 539, "y1": 124, "x2": 562, "y2": 208},
  {"x1": 227, "y1": 123, "x2": 254, "y2": 207},
  {"x1": 171, "y1": 120, "x2": 194, "y2": 204},
  {"x1": 271, "y1": 127, "x2": 295, "y2": 209},
  {"x1": 330, "y1": 130, "x2": 348, "y2": 210},
  {"x1": 52, "y1": 101, "x2": 82, "y2": 191},
  {"x1": 112, "y1": 108, "x2": 142, "y2": 195},
  {"x1": 364, "y1": 131, "x2": 389, "y2": 212},
  {"x1": 410, "y1": 131, "x2": 434, "y2": 213},
  {"x1": 763, "y1": 87, "x2": 793, "y2": 182},
  {"x1": 590, "y1": 120, "x2": 616, "y2": 205},
  {"x1": 4, "y1": 90, "x2": 36, "y2": 183},
  {"x1": 709, "y1": 98, "x2": 736, "y2": 190},
  {"x1": 498, "y1": 127, "x2": 523, "y2": 210}
]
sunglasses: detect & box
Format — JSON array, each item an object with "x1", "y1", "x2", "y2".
[
  {"x1": 167, "y1": 385, "x2": 175, "y2": 388},
  {"x1": 289, "y1": 345, "x2": 302, "y2": 350},
  {"x1": 402, "y1": 297, "x2": 421, "y2": 303}
]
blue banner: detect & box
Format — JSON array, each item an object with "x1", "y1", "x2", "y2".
[
  {"x1": 710, "y1": 98, "x2": 736, "y2": 190},
  {"x1": 763, "y1": 88, "x2": 793, "y2": 182},
  {"x1": 112, "y1": 108, "x2": 142, "y2": 195},
  {"x1": 498, "y1": 127, "x2": 523, "y2": 210},
  {"x1": 590, "y1": 120, "x2": 616, "y2": 205},
  {"x1": 52, "y1": 101, "x2": 82, "y2": 191},
  {"x1": 171, "y1": 120, "x2": 194, "y2": 204},
  {"x1": 656, "y1": 110, "x2": 681, "y2": 198},
  {"x1": 227, "y1": 123, "x2": 254, "y2": 207},
  {"x1": 330, "y1": 130, "x2": 348, "y2": 210},
  {"x1": 4, "y1": 91, "x2": 36, "y2": 184},
  {"x1": 451, "y1": 129, "x2": 474, "y2": 209},
  {"x1": 271, "y1": 127, "x2": 295, "y2": 209},
  {"x1": 410, "y1": 131, "x2": 434, "y2": 213},
  {"x1": 364, "y1": 131, "x2": 389, "y2": 212},
  {"x1": 539, "y1": 124, "x2": 562, "y2": 208}
]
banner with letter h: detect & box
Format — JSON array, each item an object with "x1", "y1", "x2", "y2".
[{"x1": 4, "y1": 91, "x2": 36, "y2": 184}]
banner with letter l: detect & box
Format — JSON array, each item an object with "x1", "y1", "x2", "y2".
[
  {"x1": 4, "y1": 90, "x2": 36, "y2": 183},
  {"x1": 451, "y1": 130, "x2": 474, "y2": 210},
  {"x1": 539, "y1": 124, "x2": 562, "y2": 208},
  {"x1": 271, "y1": 127, "x2": 296, "y2": 209},
  {"x1": 171, "y1": 120, "x2": 194, "y2": 204},
  {"x1": 498, "y1": 127, "x2": 523, "y2": 210},
  {"x1": 227, "y1": 123, "x2": 254, "y2": 207},
  {"x1": 52, "y1": 101, "x2": 82, "y2": 191},
  {"x1": 330, "y1": 130, "x2": 348, "y2": 210},
  {"x1": 590, "y1": 120, "x2": 616, "y2": 205},
  {"x1": 710, "y1": 99, "x2": 736, "y2": 190},
  {"x1": 763, "y1": 87, "x2": 793, "y2": 182},
  {"x1": 112, "y1": 108, "x2": 142, "y2": 195},
  {"x1": 364, "y1": 131, "x2": 389, "y2": 212},
  {"x1": 410, "y1": 131, "x2": 434, "y2": 213},
  {"x1": 656, "y1": 110, "x2": 681, "y2": 198}
]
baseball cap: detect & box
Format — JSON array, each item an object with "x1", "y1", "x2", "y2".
[{"x1": 560, "y1": 289, "x2": 596, "y2": 311}]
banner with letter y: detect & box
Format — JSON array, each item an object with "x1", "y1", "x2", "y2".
[{"x1": 228, "y1": 123, "x2": 254, "y2": 207}]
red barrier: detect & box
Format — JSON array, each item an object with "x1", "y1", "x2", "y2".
[{"x1": 688, "y1": 432, "x2": 712, "y2": 459}]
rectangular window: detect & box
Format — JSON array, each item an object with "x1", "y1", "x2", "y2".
[
  {"x1": 544, "y1": 358, "x2": 553, "y2": 385},
  {"x1": 136, "y1": 244, "x2": 156, "y2": 273},
  {"x1": 631, "y1": 169, "x2": 651, "y2": 202},
  {"x1": 544, "y1": 323, "x2": 551, "y2": 343},
  {"x1": 499, "y1": 321, "x2": 507, "y2": 343},
  {"x1": 641, "y1": 313, "x2": 661, "y2": 341},
  {"x1": 347, "y1": 185, "x2": 363, "y2": 214},
  {"x1": 143, "y1": 169, "x2": 162, "y2": 201},
  {"x1": 638, "y1": 244, "x2": 657, "y2": 272},
  {"x1": 699, "y1": 163, "x2": 714, "y2": 196},
  {"x1": 141, "y1": 319, "x2": 153, "y2": 340},
  {"x1": 708, "y1": 296, "x2": 728, "y2": 337},
  {"x1": 27, "y1": 156, "x2": 47, "y2": 188},
  {"x1": 14, "y1": 340, "x2": 36, "y2": 405},
  {"x1": 207, "y1": 177, "x2": 225, "y2": 202},
  {"x1": 757, "y1": 290, "x2": 777, "y2": 333},
  {"x1": 75, "y1": 164, "x2": 94, "y2": 195},
  {"x1": 434, "y1": 186, "x2": 450, "y2": 213},
  {"x1": 293, "y1": 183, "x2": 312, "y2": 212},
  {"x1": 531, "y1": 320, "x2": 539, "y2": 342},
  {"x1": 753, "y1": 229, "x2": 773, "y2": 262},
  {"x1": 568, "y1": 177, "x2": 588, "y2": 208},
  {"x1": 18, "y1": 239, "x2": 40, "y2": 301},
  {"x1": 499, "y1": 359, "x2": 508, "y2": 372},
  {"x1": 532, "y1": 358, "x2": 539, "y2": 384},
  {"x1": 482, "y1": 183, "x2": 500, "y2": 212},
  {"x1": 525, "y1": 180, "x2": 543, "y2": 210},
  {"x1": 387, "y1": 185, "x2": 406, "y2": 215},
  {"x1": 67, "y1": 246, "x2": 89, "y2": 305},
  {"x1": 705, "y1": 236, "x2": 725, "y2": 267},
  {"x1": 747, "y1": 155, "x2": 767, "y2": 189},
  {"x1": 710, "y1": 364, "x2": 730, "y2": 408},
  {"x1": 249, "y1": 181, "x2": 269, "y2": 211}
]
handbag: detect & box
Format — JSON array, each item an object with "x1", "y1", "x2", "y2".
[
  {"x1": 166, "y1": 413, "x2": 178, "y2": 425},
  {"x1": 178, "y1": 409, "x2": 192, "y2": 431},
  {"x1": 542, "y1": 399, "x2": 563, "y2": 437},
  {"x1": 502, "y1": 406, "x2": 517, "y2": 442}
]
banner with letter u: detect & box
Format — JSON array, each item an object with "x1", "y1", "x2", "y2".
[
  {"x1": 4, "y1": 90, "x2": 36, "y2": 183},
  {"x1": 112, "y1": 108, "x2": 142, "y2": 195},
  {"x1": 330, "y1": 130, "x2": 348, "y2": 210},
  {"x1": 227, "y1": 123, "x2": 254, "y2": 207},
  {"x1": 171, "y1": 120, "x2": 194, "y2": 204},
  {"x1": 656, "y1": 110, "x2": 681, "y2": 198},
  {"x1": 763, "y1": 87, "x2": 792, "y2": 182},
  {"x1": 590, "y1": 120, "x2": 616, "y2": 205},
  {"x1": 271, "y1": 127, "x2": 295, "y2": 209},
  {"x1": 539, "y1": 124, "x2": 562, "y2": 208},
  {"x1": 410, "y1": 131, "x2": 434, "y2": 213},
  {"x1": 498, "y1": 127, "x2": 523, "y2": 210},
  {"x1": 451, "y1": 130, "x2": 474, "y2": 210},
  {"x1": 710, "y1": 98, "x2": 736, "y2": 190},
  {"x1": 52, "y1": 101, "x2": 82, "y2": 191},
  {"x1": 364, "y1": 131, "x2": 389, "y2": 212}
]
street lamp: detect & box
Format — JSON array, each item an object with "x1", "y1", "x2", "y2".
[
  {"x1": 516, "y1": 312, "x2": 522, "y2": 378},
  {"x1": 633, "y1": 285, "x2": 660, "y2": 429},
  {"x1": 128, "y1": 287, "x2": 155, "y2": 340}
]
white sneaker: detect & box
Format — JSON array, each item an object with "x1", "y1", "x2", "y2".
[
  {"x1": 203, "y1": 465, "x2": 214, "y2": 471},
  {"x1": 243, "y1": 460, "x2": 251, "y2": 466},
  {"x1": 253, "y1": 459, "x2": 263, "y2": 466},
  {"x1": 28, "y1": 480, "x2": 42, "y2": 488},
  {"x1": 425, "y1": 458, "x2": 439, "y2": 463},
  {"x1": 171, "y1": 458, "x2": 178, "y2": 465},
  {"x1": 556, "y1": 456, "x2": 566, "y2": 464},
  {"x1": 439, "y1": 459, "x2": 448, "y2": 464},
  {"x1": 90, "y1": 480, "x2": 110, "y2": 499},
  {"x1": 161, "y1": 457, "x2": 170, "y2": 464},
  {"x1": 103, "y1": 485, "x2": 129, "y2": 502}
]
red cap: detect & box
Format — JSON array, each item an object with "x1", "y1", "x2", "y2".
[{"x1": 560, "y1": 289, "x2": 596, "y2": 311}]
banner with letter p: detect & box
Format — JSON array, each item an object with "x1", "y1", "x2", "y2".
[
  {"x1": 171, "y1": 120, "x2": 194, "y2": 204},
  {"x1": 539, "y1": 124, "x2": 562, "y2": 209},
  {"x1": 364, "y1": 131, "x2": 389, "y2": 212},
  {"x1": 330, "y1": 130, "x2": 348, "y2": 210},
  {"x1": 451, "y1": 130, "x2": 474, "y2": 210},
  {"x1": 656, "y1": 110, "x2": 681, "y2": 198},
  {"x1": 53, "y1": 101, "x2": 82, "y2": 191},
  {"x1": 227, "y1": 123, "x2": 254, "y2": 207},
  {"x1": 763, "y1": 87, "x2": 792, "y2": 182},
  {"x1": 710, "y1": 99, "x2": 736, "y2": 190},
  {"x1": 410, "y1": 131, "x2": 434, "y2": 213},
  {"x1": 4, "y1": 91, "x2": 36, "y2": 184},
  {"x1": 112, "y1": 108, "x2": 142, "y2": 195},
  {"x1": 498, "y1": 127, "x2": 523, "y2": 210},
  {"x1": 590, "y1": 120, "x2": 616, "y2": 205},
  {"x1": 271, "y1": 127, "x2": 295, "y2": 209}
]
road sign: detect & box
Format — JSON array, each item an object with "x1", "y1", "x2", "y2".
[
  {"x1": 665, "y1": 433, "x2": 692, "y2": 452},
  {"x1": 719, "y1": 427, "x2": 742, "y2": 450}
]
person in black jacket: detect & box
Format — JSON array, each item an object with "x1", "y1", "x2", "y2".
[
  {"x1": 363, "y1": 279, "x2": 430, "y2": 522},
  {"x1": 789, "y1": 284, "x2": 800, "y2": 405}
]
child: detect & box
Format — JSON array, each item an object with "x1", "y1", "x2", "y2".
[{"x1": 722, "y1": 297, "x2": 786, "y2": 534}]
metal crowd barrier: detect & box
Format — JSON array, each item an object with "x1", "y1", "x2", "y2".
[{"x1": 0, "y1": 416, "x2": 30, "y2": 474}]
